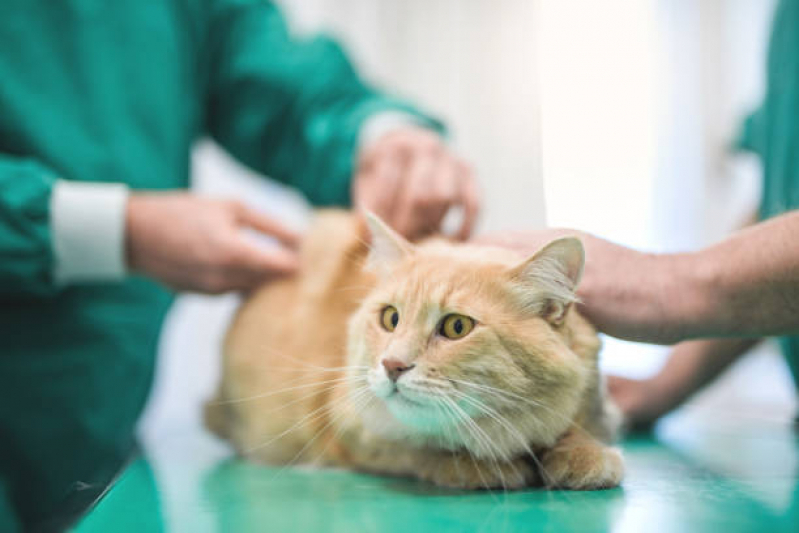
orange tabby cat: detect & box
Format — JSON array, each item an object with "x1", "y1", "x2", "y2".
[{"x1": 205, "y1": 210, "x2": 623, "y2": 490}]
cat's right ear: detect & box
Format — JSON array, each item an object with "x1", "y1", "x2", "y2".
[{"x1": 363, "y1": 211, "x2": 414, "y2": 275}]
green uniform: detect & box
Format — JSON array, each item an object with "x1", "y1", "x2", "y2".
[
  {"x1": 738, "y1": 0, "x2": 799, "y2": 386},
  {"x1": 0, "y1": 1, "x2": 436, "y2": 530}
]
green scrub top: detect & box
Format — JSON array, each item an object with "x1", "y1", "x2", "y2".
[
  {"x1": 0, "y1": 1, "x2": 438, "y2": 530},
  {"x1": 738, "y1": 0, "x2": 799, "y2": 387}
]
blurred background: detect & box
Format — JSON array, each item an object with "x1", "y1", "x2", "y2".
[{"x1": 140, "y1": 0, "x2": 796, "y2": 456}]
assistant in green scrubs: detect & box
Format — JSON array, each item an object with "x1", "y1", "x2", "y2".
[
  {"x1": 738, "y1": 0, "x2": 799, "y2": 386},
  {"x1": 0, "y1": 1, "x2": 436, "y2": 530}
]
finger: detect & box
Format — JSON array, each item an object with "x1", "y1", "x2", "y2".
[
  {"x1": 355, "y1": 150, "x2": 405, "y2": 224},
  {"x1": 238, "y1": 207, "x2": 301, "y2": 248},
  {"x1": 418, "y1": 157, "x2": 459, "y2": 237},
  {"x1": 236, "y1": 241, "x2": 299, "y2": 276},
  {"x1": 394, "y1": 152, "x2": 447, "y2": 239},
  {"x1": 455, "y1": 163, "x2": 480, "y2": 240}
]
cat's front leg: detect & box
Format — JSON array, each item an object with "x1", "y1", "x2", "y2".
[
  {"x1": 417, "y1": 451, "x2": 539, "y2": 490},
  {"x1": 539, "y1": 428, "x2": 624, "y2": 490}
]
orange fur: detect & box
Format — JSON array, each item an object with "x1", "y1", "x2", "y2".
[{"x1": 206, "y1": 210, "x2": 624, "y2": 490}]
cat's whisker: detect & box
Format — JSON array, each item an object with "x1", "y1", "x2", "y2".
[
  {"x1": 234, "y1": 379, "x2": 366, "y2": 416},
  {"x1": 433, "y1": 393, "x2": 504, "y2": 483},
  {"x1": 448, "y1": 391, "x2": 529, "y2": 491},
  {"x1": 262, "y1": 364, "x2": 370, "y2": 374},
  {"x1": 450, "y1": 389, "x2": 534, "y2": 456},
  {"x1": 433, "y1": 394, "x2": 503, "y2": 496},
  {"x1": 447, "y1": 384, "x2": 599, "y2": 495},
  {"x1": 442, "y1": 395, "x2": 512, "y2": 492},
  {"x1": 453, "y1": 393, "x2": 574, "y2": 495},
  {"x1": 270, "y1": 386, "x2": 375, "y2": 478},
  {"x1": 245, "y1": 384, "x2": 369, "y2": 455},
  {"x1": 250, "y1": 343, "x2": 369, "y2": 374},
  {"x1": 301, "y1": 387, "x2": 379, "y2": 472},
  {"x1": 448, "y1": 377, "x2": 606, "y2": 449},
  {"x1": 212, "y1": 375, "x2": 366, "y2": 405}
]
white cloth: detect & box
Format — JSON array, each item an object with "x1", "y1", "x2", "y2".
[{"x1": 50, "y1": 180, "x2": 130, "y2": 284}]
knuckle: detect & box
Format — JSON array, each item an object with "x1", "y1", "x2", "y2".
[
  {"x1": 218, "y1": 248, "x2": 243, "y2": 269},
  {"x1": 199, "y1": 272, "x2": 226, "y2": 294},
  {"x1": 225, "y1": 199, "x2": 245, "y2": 214}
]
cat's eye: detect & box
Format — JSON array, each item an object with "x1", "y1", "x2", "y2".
[
  {"x1": 439, "y1": 314, "x2": 475, "y2": 340},
  {"x1": 380, "y1": 306, "x2": 399, "y2": 332}
]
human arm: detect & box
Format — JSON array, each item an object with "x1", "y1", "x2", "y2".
[
  {"x1": 0, "y1": 152, "x2": 300, "y2": 296},
  {"x1": 204, "y1": 0, "x2": 479, "y2": 239},
  {"x1": 203, "y1": 0, "x2": 441, "y2": 207},
  {"x1": 479, "y1": 209, "x2": 799, "y2": 344},
  {"x1": 608, "y1": 338, "x2": 759, "y2": 425},
  {"x1": 0, "y1": 155, "x2": 133, "y2": 296}
]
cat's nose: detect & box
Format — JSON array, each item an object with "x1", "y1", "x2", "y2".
[{"x1": 382, "y1": 359, "x2": 415, "y2": 382}]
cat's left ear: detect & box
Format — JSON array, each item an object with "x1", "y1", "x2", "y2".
[
  {"x1": 509, "y1": 237, "x2": 585, "y2": 325},
  {"x1": 363, "y1": 211, "x2": 415, "y2": 275}
]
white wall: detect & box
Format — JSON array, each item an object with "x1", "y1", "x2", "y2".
[{"x1": 282, "y1": 0, "x2": 546, "y2": 232}]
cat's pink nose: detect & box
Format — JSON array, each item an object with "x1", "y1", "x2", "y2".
[{"x1": 382, "y1": 359, "x2": 415, "y2": 382}]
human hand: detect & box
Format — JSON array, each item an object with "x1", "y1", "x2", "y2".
[
  {"x1": 353, "y1": 127, "x2": 480, "y2": 241},
  {"x1": 606, "y1": 375, "x2": 670, "y2": 428},
  {"x1": 476, "y1": 230, "x2": 690, "y2": 344},
  {"x1": 126, "y1": 193, "x2": 300, "y2": 294}
]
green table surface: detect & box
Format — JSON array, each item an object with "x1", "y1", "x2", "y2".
[{"x1": 74, "y1": 412, "x2": 799, "y2": 533}]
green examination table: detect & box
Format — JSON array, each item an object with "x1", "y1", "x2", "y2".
[{"x1": 75, "y1": 411, "x2": 799, "y2": 533}]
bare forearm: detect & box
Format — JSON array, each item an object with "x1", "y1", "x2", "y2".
[
  {"x1": 652, "y1": 338, "x2": 759, "y2": 409},
  {"x1": 687, "y1": 211, "x2": 799, "y2": 338},
  {"x1": 579, "y1": 210, "x2": 799, "y2": 343},
  {"x1": 610, "y1": 337, "x2": 758, "y2": 424},
  {"x1": 481, "y1": 210, "x2": 799, "y2": 344}
]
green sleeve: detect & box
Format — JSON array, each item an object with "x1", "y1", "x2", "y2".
[
  {"x1": 734, "y1": 107, "x2": 766, "y2": 155},
  {"x1": 203, "y1": 0, "x2": 443, "y2": 207},
  {"x1": 0, "y1": 155, "x2": 57, "y2": 296}
]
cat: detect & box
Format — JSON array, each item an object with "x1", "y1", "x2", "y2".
[{"x1": 205, "y1": 210, "x2": 624, "y2": 490}]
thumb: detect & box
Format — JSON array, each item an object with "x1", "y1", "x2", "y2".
[
  {"x1": 237, "y1": 206, "x2": 302, "y2": 248},
  {"x1": 236, "y1": 240, "x2": 300, "y2": 276}
]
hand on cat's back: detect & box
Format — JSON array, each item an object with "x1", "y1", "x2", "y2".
[
  {"x1": 125, "y1": 193, "x2": 301, "y2": 294},
  {"x1": 353, "y1": 126, "x2": 480, "y2": 241}
]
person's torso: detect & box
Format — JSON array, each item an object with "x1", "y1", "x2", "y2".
[{"x1": 0, "y1": 0, "x2": 210, "y2": 190}]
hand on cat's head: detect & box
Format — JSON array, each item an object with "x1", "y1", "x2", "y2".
[{"x1": 476, "y1": 229, "x2": 679, "y2": 343}]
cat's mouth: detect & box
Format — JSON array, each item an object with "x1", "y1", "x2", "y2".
[{"x1": 387, "y1": 388, "x2": 426, "y2": 408}]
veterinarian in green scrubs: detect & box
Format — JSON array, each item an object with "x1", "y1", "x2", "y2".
[{"x1": 0, "y1": 1, "x2": 479, "y2": 530}]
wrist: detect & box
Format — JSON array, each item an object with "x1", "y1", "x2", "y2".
[{"x1": 125, "y1": 193, "x2": 155, "y2": 275}]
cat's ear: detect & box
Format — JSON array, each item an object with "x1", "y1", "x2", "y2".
[
  {"x1": 509, "y1": 237, "x2": 584, "y2": 325},
  {"x1": 363, "y1": 211, "x2": 414, "y2": 275}
]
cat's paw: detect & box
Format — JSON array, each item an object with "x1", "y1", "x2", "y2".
[
  {"x1": 540, "y1": 443, "x2": 623, "y2": 490},
  {"x1": 420, "y1": 454, "x2": 537, "y2": 490}
]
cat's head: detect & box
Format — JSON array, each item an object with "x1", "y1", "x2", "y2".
[{"x1": 347, "y1": 214, "x2": 599, "y2": 459}]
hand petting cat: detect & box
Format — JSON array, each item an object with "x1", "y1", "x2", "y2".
[
  {"x1": 126, "y1": 193, "x2": 301, "y2": 294},
  {"x1": 480, "y1": 210, "x2": 799, "y2": 346},
  {"x1": 124, "y1": 126, "x2": 477, "y2": 294},
  {"x1": 353, "y1": 126, "x2": 480, "y2": 241},
  {"x1": 475, "y1": 229, "x2": 686, "y2": 345}
]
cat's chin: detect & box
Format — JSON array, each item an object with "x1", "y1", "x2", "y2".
[{"x1": 358, "y1": 393, "x2": 464, "y2": 444}]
